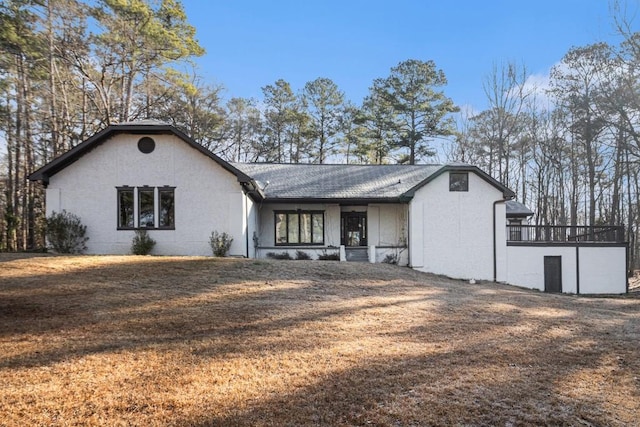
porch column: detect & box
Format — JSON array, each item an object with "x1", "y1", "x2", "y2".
[{"x1": 369, "y1": 245, "x2": 376, "y2": 263}]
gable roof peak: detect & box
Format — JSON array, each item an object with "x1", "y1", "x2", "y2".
[
  {"x1": 28, "y1": 123, "x2": 256, "y2": 192},
  {"x1": 115, "y1": 119, "x2": 170, "y2": 126}
]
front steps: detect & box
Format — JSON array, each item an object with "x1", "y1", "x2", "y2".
[{"x1": 345, "y1": 247, "x2": 369, "y2": 262}]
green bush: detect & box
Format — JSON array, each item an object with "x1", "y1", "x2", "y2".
[
  {"x1": 210, "y1": 231, "x2": 233, "y2": 257},
  {"x1": 131, "y1": 229, "x2": 156, "y2": 255},
  {"x1": 295, "y1": 250, "x2": 312, "y2": 260},
  {"x1": 318, "y1": 251, "x2": 340, "y2": 261},
  {"x1": 382, "y1": 253, "x2": 398, "y2": 264},
  {"x1": 45, "y1": 210, "x2": 89, "y2": 254}
]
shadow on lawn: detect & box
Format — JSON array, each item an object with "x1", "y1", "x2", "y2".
[
  {"x1": 0, "y1": 256, "x2": 452, "y2": 368},
  {"x1": 1, "y1": 255, "x2": 639, "y2": 425},
  {"x1": 185, "y1": 300, "x2": 640, "y2": 426}
]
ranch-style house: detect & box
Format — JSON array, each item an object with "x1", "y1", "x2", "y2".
[{"x1": 29, "y1": 122, "x2": 628, "y2": 294}]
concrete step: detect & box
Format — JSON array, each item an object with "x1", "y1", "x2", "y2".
[{"x1": 345, "y1": 248, "x2": 369, "y2": 262}]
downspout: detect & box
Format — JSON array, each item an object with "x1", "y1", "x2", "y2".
[
  {"x1": 406, "y1": 203, "x2": 411, "y2": 267},
  {"x1": 245, "y1": 193, "x2": 250, "y2": 258},
  {"x1": 240, "y1": 179, "x2": 265, "y2": 259},
  {"x1": 575, "y1": 245, "x2": 580, "y2": 295}
]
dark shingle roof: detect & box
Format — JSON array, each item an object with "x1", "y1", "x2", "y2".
[
  {"x1": 28, "y1": 122, "x2": 518, "y2": 204},
  {"x1": 231, "y1": 162, "x2": 521, "y2": 203},
  {"x1": 506, "y1": 200, "x2": 534, "y2": 217},
  {"x1": 231, "y1": 163, "x2": 442, "y2": 201}
]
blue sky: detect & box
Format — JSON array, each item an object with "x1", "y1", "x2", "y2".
[{"x1": 182, "y1": 1, "x2": 630, "y2": 112}]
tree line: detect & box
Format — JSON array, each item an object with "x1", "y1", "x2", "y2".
[
  {"x1": 454, "y1": 4, "x2": 640, "y2": 269},
  {"x1": 1, "y1": 0, "x2": 640, "y2": 270}
]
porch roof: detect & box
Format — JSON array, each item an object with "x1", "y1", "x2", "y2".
[{"x1": 506, "y1": 200, "x2": 534, "y2": 218}]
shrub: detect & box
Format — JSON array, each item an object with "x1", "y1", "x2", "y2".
[
  {"x1": 131, "y1": 229, "x2": 156, "y2": 255},
  {"x1": 382, "y1": 253, "x2": 398, "y2": 264},
  {"x1": 318, "y1": 251, "x2": 340, "y2": 261},
  {"x1": 45, "y1": 210, "x2": 89, "y2": 254},
  {"x1": 295, "y1": 250, "x2": 312, "y2": 260},
  {"x1": 210, "y1": 231, "x2": 233, "y2": 257},
  {"x1": 266, "y1": 251, "x2": 292, "y2": 260}
]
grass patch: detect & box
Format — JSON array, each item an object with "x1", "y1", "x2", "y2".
[{"x1": 1, "y1": 255, "x2": 639, "y2": 425}]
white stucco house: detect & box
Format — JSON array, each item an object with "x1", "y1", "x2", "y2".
[{"x1": 29, "y1": 122, "x2": 628, "y2": 294}]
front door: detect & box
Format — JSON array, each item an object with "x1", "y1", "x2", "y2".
[
  {"x1": 544, "y1": 256, "x2": 562, "y2": 293},
  {"x1": 341, "y1": 212, "x2": 367, "y2": 246}
]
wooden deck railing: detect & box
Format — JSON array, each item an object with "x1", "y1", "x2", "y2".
[{"x1": 506, "y1": 225, "x2": 625, "y2": 243}]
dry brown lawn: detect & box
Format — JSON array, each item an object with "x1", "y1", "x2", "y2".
[{"x1": 1, "y1": 254, "x2": 639, "y2": 426}]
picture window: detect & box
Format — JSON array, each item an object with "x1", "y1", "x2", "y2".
[
  {"x1": 275, "y1": 211, "x2": 324, "y2": 245},
  {"x1": 117, "y1": 186, "x2": 175, "y2": 229}
]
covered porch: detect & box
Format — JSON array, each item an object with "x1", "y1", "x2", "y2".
[{"x1": 253, "y1": 203, "x2": 408, "y2": 264}]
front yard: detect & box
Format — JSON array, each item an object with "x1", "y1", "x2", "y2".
[{"x1": 1, "y1": 255, "x2": 639, "y2": 426}]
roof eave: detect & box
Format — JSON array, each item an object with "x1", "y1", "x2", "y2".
[
  {"x1": 506, "y1": 211, "x2": 534, "y2": 218},
  {"x1": 401, "y1": 164, "x2": 516, "y2": 200},
  {"x1": 260, "y1": 197, "x2": 406, "y2": 204},
  {"x1": 241, "y1": 180, "x2": 265, "y2": 202}
]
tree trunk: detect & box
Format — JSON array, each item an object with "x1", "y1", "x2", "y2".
[{"x1": 47, "y1": 0, "x2": 61, "y2": 158}]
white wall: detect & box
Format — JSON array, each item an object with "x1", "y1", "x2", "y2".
[
  {"x1": 506, "y1": 246, "x2": 578, "y2": 293},
  {"x1": 365, "y1": 204, "x2": 408, "y2": 247},
  {"x1": 506, "y1": 245, "x2": 627, "y2": 294},
  {"x1": 46, "y1": 133, "x2": 247, "y2": 256},
  {"x1": 409, "y1": 171, "x2": 507, "y2": 281},
  {"x1": 579, "y1": 246, "x2": 627, "y2": 294}
]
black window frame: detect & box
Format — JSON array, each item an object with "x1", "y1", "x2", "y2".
[
  {"x1": 158, "y1": 186, "x2": 176, "y2": 230},
  {"x1": 138, "y1": 187, "x2": 155, "y2": 228},
  {"x1": 116, "y1": 186, "x2": 176, "y2": 230},
  {"x1": 449, "y1": 172, "x2": 469, "y2": 192},
  {"x1": 274, "y1": 210, "x2": 324, "y2": 246},
  {"x1": 117, "y1": 186, "x2": 135, "y2": 230}
]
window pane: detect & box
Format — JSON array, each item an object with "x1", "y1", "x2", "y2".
[
  {"x1": 139, "y1": 189, "x2": 155, "y2": 228},
  {"x1": 275, "y1": 213, "x2": 287, "y2": 244},
  {"x1": 300, "y1": 213, "x2": 312, "y2": 243},
  {"x1": 275, "y1": 211, "x2": 324, "y2": 245},
  {"x1": 312, "y1": 213, "x2": 323, "y2": 244},
  {"x1": 159, "y1": 189, "x2": 175, "y2": 228},
  {"x1": 287, "y1": 213, "x2": 299, "y2": 243},
  {"x1": 118, "y1": 189, "x2": 134, "y2": 228},
  {"x1": 449, "y1": 172, "x2": 468, "y2": 192}
]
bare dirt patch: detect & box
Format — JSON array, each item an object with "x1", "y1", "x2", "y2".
[{"x1": 1, "y1": 255, "x2": 639, "y2": 426}]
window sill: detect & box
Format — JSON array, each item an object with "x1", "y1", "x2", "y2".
[
  {"x1": 117, "y1": 227, "x2": 175, "y2": 231},
  {"x1": 273, "y1": 243, "x2": 325, "y2": 247}
]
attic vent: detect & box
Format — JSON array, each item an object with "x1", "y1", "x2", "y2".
[{"x1": 138, "y1": 137, "x2": 155, "y2": 154}]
